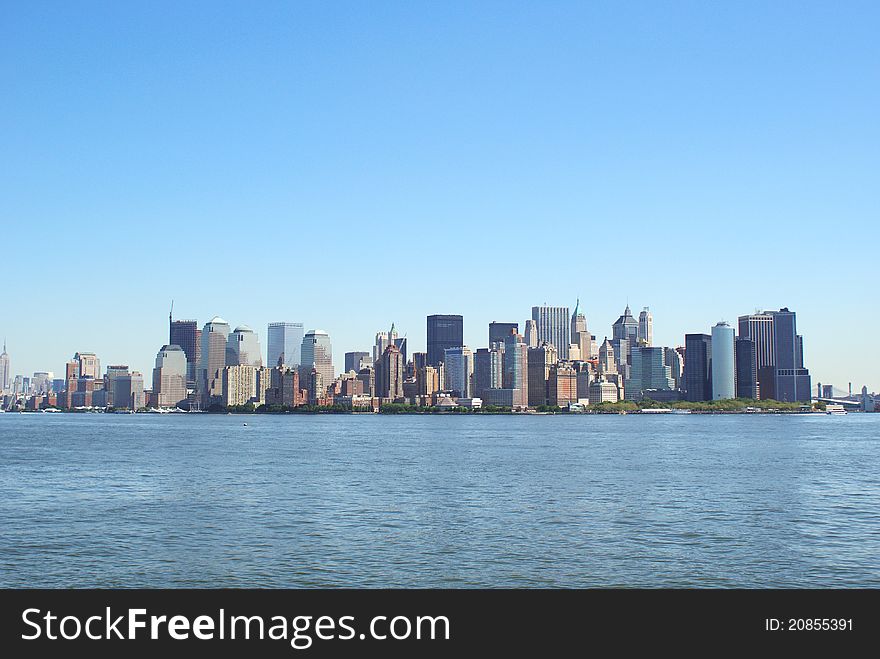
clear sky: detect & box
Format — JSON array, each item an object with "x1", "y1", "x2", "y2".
[{"x1": 2, "y1": 1, "x2": 878, "y2": 391}]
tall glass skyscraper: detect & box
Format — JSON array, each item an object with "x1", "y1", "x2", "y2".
[
  {"x1": 169, "y1": 318, "x2": 200, "y2": 387},
  {"x1": 426, "y1": 315, "x2": 463, "y2": 367},
  {"x1": 0, "y1": 339, "x2": 9, "y2": 393},
  {"x1": 684, "y1": 333, "x2": 712, "y2": 402},
  {"x1": 200, "y1": 316, "x2": 230, "y2": 404},
  {"x1": 625, "y1": 346, "x2": 674, "y2": 400},
  {"x1": 488, "y1": 322, "x2": 518, "y2": 345},
  {"x1": 228, "y1": 325, "x2": 263, "y2": 367},
  {"x1": 267, "y1": 322, "x2": 304, "y2": 368},
  {"x1": 443, "y1": 346, "x2": 474, "y2": 398},
  {"x1": 531, "y1": 305, "x2": 570, "y2": 360}
]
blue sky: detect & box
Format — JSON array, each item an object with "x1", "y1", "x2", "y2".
[{"x1": 2, "y1": 1, "x2": 878, "y2": 391}]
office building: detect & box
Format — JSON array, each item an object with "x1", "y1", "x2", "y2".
[
  {"x1": 345, "y1": 351, "x2": 371, "y2": 374},
  {"x1": 665, "y1": 347, "x2": 683, "y2": 391},
  {"x1": 227, "y1": 325, "x2": 263, "y2": 367},
  {"x1": 527, "y1": 342, "x2": 557, "y2": 407},
  {"x1": 426, "y1": 315, "x2": 463, "y2": 366},
  {"x1": 548, "y1": 362, "x2": 577, "y2": 407},
  {"x1": 735, "y1": 338, "x2": 758, "y2": 399},
  {"x1": 152, "y1": 345, "x2": 187, "y2": 408},
  {"x1": 489, "y1": 322, "x2": 518, "y2": 346},
  {"x1": 114, "y1": 372, "x2": 145, "y2": 411},
  {"x1": 711, "y1": 322, "x2": 736, "y2": 400},
  {"x1": 524, "y1": 319, "x2": 538, "y2": 349},
  {"x1": 737, "y1": 313, "x2": 775, "y2": 398},
  {"x1": 443, "y1": 346, "x2": 474, "y2": 398},
  {"x1": 570, "y1": 300, "x2": 595, "y2": 361},
  {"x1": 769, "y1": 308, "x2": 812, "y2": 403},
  {"x1": 0, "y1": 340, "x2": 9, "y2": 393},
  {"x1": 589, "y1": 379, "x2": 619, "y2": 404},
  {"x1": 531, "y1": 305, "x2": 570, "y2": 360},
  {"x1": 104, "y1": 364, "x2": 130, "y2": 407},
  {"x1": 502, "y1": 331, "x2": 529, "y2": 408},
  {"x1": 625, "y1": 346, "x2": 675, "y2": 401},
  {"x1": 374, "y1": 343, "x2": 405, "y2": 400},
  {"x1": 684, "y1": 333, "x2": 712, "y2": 402},
  {"x1": 169, "y1": 317, "x2": 200, "y2": 386},
  {"x1": 267, "y1": 322, "x2": 304, "y2": 368},
  {"x1": 638, "y1": 308, "x2": 653, "y2": 346},
  {"x1": 200, "y1": 316, "x2": 231, "y2": 404},
  {"x1": 300, "y1": 329, "x2": 334, "y2": 392},
  {"x1": 222, "y1": 364, "x2": 259, "y2": 407},
  {"x1": 74, "y1": 352, "x2": 101, "y2": 380}
]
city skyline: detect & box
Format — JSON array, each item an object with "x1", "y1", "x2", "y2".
[{"x1": 2, "y1": 3, "x2": 877, "y2": 390}]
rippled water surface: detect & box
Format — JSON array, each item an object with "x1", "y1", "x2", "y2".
[{"x1": 1, "y1": 413, "x2": 879, "y2": 587}]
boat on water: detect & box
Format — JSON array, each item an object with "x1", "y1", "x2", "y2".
[
  {"x1": 825, "y1": 403, "x2": 847, "y2": 415},
  {"x1": 640, "y1": 408, "x2": 673, "y2": 414}
]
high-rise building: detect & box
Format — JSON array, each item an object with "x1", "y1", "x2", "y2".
[
  {"x1": 169, "y1": 317, "x2": 200, "y2": 387},
  {"x1": 548, "y1": 362, "x2": 577, "y2": 407},
  {"x1": 611, "y1": 305, "x2": 639, "y2": 369},
  {"x1": 104, "y1": 364, "x2": 130, "y2": 407},
  {"x1": 524, "y1": 319, "x2": 538, "y2": 349},
  {"x1": 443, "y1": 346, "x2": 474, "y2": 398},
  {"x1": 228, "y1": 325, "x2": 263, "y2": 367},
  {"x1": 474, "y1": 345, "x2": 504, "y2": 400},
  {"x1": 426, "y1": 315, "x2": 463, "y2": 366},
  {"x1": 737, "y1": 313, "x2": 774, "y2": 398},
  {"x1": 527, "y1": 342, "x2": 557, "y2": 407},
  {"x1": 74, "y1": 352, "x2": 101, "y2": 380},
  {"x1": 300, "y1": 329, "x2": 334, "y2": 393},
  {"x1": 502, "y1": 331, "x2": 529, "y2": 408},
  {"x1": 374, "y1": 343, "x2": 405, "y2": 400},
  {"x1": 200, "y1": 316, "x2": 231, "y2": 405},
  {"x1": 531, "y1": 306, "x2": 570, "y2": 360},
  {"x1": 684, "y1": 333, "x2": 712, "y2": 402},
  {"x1": 373, "y1": 326, "x2": 398, "y2": 363},
  {"x1": 267, "y1": 322, "x2": 304, "y2": 368},
  {"x1": 769, "y1": 308, "x2": 811, "y2": 403},
  {"x1": 0, "y1": 339, "x2": 9, "y2": 393},
  {"x1": 489, "y1": 322, "x2": 518, "y2": 346},
  {"x1": 344, "y1": 351, "x2": 371, "y2": 374},
  {"x1": 625, "y1": 346, "x2": 674, "y2": 401},
  {"x1": 152, "y1": 345, "x2": 187, "y2": 408},
  {"x1": 265, "y1": 366, "x2": 301, "y2": 407},
  {"x1": 222, "y1": 364, "x2": 259, "y2": 407},
  {"x1": 570, "y1": 300, "x2": 595, "y2": 361},
  {"x1": 589, "y1": 380, "x2": 619, "y2": 404},
  {"x1": 638, "y1": 308, "x2": 653, "y2": 346},
  {"x1": 113, "y1": 372, "x2": 145, "y2": 411},
  {"x1": 598, "y1": 338, "x2": 616, "y2": 375},
  {"x1": 735, "y1": 338, "x2": 758, "y2": 399},
  {"x1": 665, "y1": 347, "x2": 684, "y2": 391},
  {"x1": 711, "y1": 322, "x2": 736, "y2": 400}
]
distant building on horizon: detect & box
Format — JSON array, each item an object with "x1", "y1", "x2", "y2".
[
  {"x1": 344, "y1": 351, "x2": 371, "y2": 374},
  {"x1": 0, "y1": 339, "x2": 9, "y2": 393},
  {"x1": 443, "y1": 346, "x2": 474, "y2": 398},
  {"x1": 638, "y1": 308, "x2": 653, "y2": 346},
  {"x1": 267, "y1": 322, "x2": 304, "y2": 369},
  {"x1": 152, "y1": 345, "x2": 187, "y2": 408},
  {"x1": 169, "y1": 317, "x2": 200, "y2": 388},
  {"x1": 227, "y1": 325, "x2": 263, "y2": 368},
  {"x1": 489, "y1": 322, "x2": 518, "y2": 346},
  {"x1": 735, "y1": 337, "x2": 758, "y2": 399},
  {"x1": 300, "y1": 329, "x2": 334, "y2": 394},
  {"x1": 200, "y1": 316, "x2": 231, "y2": 405}
]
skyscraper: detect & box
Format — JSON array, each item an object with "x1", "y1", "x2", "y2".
[
  {"x1": 300, "y1": 329, "x2": 334, "y2": 392},
  {"x1": 769, "y1": 308, "x2": 812, "y2": 403},
  {"x1": 443, "y1": 346, "x2": 474, "y2": 398},
  {"x1": 735, "y1": 338, "x2": 758, "y2": 399},
  {"x1": 267, "y1": 322, "x2": 304, "y2": 368},
  {"x1": 503, "y1": 331, "x2": 529, "y2": 408},
  {"x1": 344, "y1": 351, "x2": 371, "y2": 373},
  {"x1": 228, "y1": 325, "x2": 263, "y2": 367},
  {"x1": 625, "y1": 346, "x2": 674, "y2": 400},
  {"x1": 527, "y1": 342, "x2": 557, "y2": 407},
  {"x1": 152, "y1": 345, "x2": 187, "y2": 408},
  {"x1": 611, "y1": 305, "x2": 639, "y2": 370},
  {"x1": 665, "y1": 347, "x2": 684, "y2": 391},
  {"x1": 570, "y1": 300, "x2": 594, "y2": 361},
  {"x1": 489, "y1": 322, "x2": 518, "y2": 346},
  {"x1": 374, "y1": 342, "x2": 404, "y2": 400},
  {"x1": 524, "y1": 319, "x2": 538, "y2": 348},
  {"x1": 531, "y1": 306, "x2": 570, "y2": 359},
  {"x1": 426, "y1": 314, "x2": 463, "y2": 367},
  {"x1": 737, "y1": 313, "x2": 774, "y2": 398},
  {"x1": 711, "y1": 322, "x2": 736, "y2": 400},
  {"x1": 200, "y1": 316, "x2": 231, "y2": 405},
  {"x1": 0, "y1": 339, "x2": 9, "y2": 393},
  {"x1": 684, "y1": 333, "x2": 712, "y2": 402},
  {"x1": 74, "y1": 352, "x2": 101, "y2": 379},
  {"x1": 638, "y1": 308, "x2": 653, "y2": 346},
  {"x1": 169, "y1": 317, "x2": 200, "y2": 387}
]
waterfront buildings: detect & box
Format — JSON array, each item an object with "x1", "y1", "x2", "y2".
[
  {"x1": 113, "y1": 371, "x2": 145, "y2": 411},
  {"x1": 736, "y1": 312, "x2": 774, "y2": 398},
  {"x1": 222, "y1": 364, "x2": 259, "y2": 407},
  {"x1": 711, "y1": 322, "x2": 736, "y2": 400},
  {"x1": 548, "y1": 362, "x2": 577, "y2": 407},
  {"x1": 684, "y1": 333, "x2": 712, "y2": 402},
  {"x1": 443, "y1": 346, "x2": 474, "y2": 398},
  {"x1": 589, "y1": 379, "x2": 619, "y2": 404},
  {"x1": 300, "y1": 329, "x2": 334, "y2": 393},
  {"x1": 267, "y1": 322, "x2": 304, "y2": 368},
  {"x1": 374, "y1": 342, "x2": 405, "y2": 400},
  {"x1": 426, "y1": 315, "x2": 463, "y2": 367},
  {"x1": 105, "y1": 364, "x2": 130, "y2": 407},
  {"x1": 264, "y1": 366, "x2": 301, "y2": 407},
  {"x1": 665, "y1": 347, "x2": 683, "y2": 391},
  {"x1": 152, "y1": 345, "x2": 187, "y2": 408},
  {"x1": 531, "y1": 305, "x2": 570, "y2": 360},
  {"x1": 502, "y1": 331, "x2": 529, "y2": 408},
  {"x1": 768, "y1": 308, "x2": 812, "y2": 403}
]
